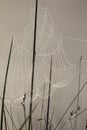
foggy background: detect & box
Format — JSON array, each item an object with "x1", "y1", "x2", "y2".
[{"x1": 0, "y1": 0, "x2": 87, "y2": 130}]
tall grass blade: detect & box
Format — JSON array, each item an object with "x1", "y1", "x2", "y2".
[
  {"x1": 49, "y1": 106, "x2": 55, "y2": 130},
  {"x1": 46, "y1": 56, "x2": 52, "y2": 130},
  {"x1": 4, "y1": 104, "x2": 17, "y2": 130},
  {"x1": 74, "y1": 56, "x2": 82, "y2": 130},
  {"x1": 10, "y1": 105, "x2": 14, "y2": 130},
  {"x1": 40, "y1": 84, "x2": 45, "y2": 130},
  {"x1": 44, "y1": 110, "x2": 55, "y2": 130},
  {"x1": 54, "y1": 81, "x2": 87, "y2": 130},
  {"x1": 60, "y1": 107, "x2": 87, "y2": 130},
  {"x1": 21, "y1": 103, "x2": 27, "y2": 130},
  {"x1": 4, "y1": 109, "x2": 7, "y2": 130},
  {"x1": 19, "y1": 102, "x2": 39, "y2": 130},
  {"x1": 28, "y1": 0, "x2": 38, "y2": 130},
  {"x1": 0, "y1": 97, "x2": 17, "y2": 130},
  {"x1": 0, "y1": 37, "x2": 13, "y2": 130}
]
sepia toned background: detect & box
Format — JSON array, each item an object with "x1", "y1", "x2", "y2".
[{"x1": 0, "y1": 0, "x2": 87, "y2": 130}]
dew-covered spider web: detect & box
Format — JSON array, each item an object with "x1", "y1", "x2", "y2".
[{"x1": 0, "y1": 6, "x2": 87, "y2": 107}]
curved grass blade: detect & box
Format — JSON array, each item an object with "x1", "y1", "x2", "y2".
[{"x1": 0, "y1": 37, "x2": 13, "y2": 130}]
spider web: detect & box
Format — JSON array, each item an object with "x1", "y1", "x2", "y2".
[{"x1": 0, "y1": 6, "x2": 87, "y2": 107}]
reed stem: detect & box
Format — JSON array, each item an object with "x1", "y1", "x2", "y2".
[{"x1": 28, "y1": 0, "x2": 38, "y2": 130}]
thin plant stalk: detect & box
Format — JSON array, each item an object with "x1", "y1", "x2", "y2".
[
  {"x1": 54, "y1": 81, "x2": 87, "y2": 130},
  {"x1": 0, "y1": 97, "x2": 17, "y2": 130},
  {"x1": 46, "y1": 56, "x2": 52, "y2": 130},
  {"x1": 4, "y1": 109, "x2": 7, "y2": 130},
  {"x1": 10, "y1": 105, "x2": 14, "y2": 130},
  {"x1": 31, "y1": 118, "x2": 33, "y2": 130},
  {"x1": 44, "y1": 110, "x2": 55, "y2": 130},
  {"x1": 0, "y1": 37, "x2": 13, "y2": 130},
  {"x1": 4, "y1": 110, "x2": 10, "y2": 130},
  {"x1": 28, "y1": 0, "x2": 38, "y2": 130},
  {"x1": 22, "y1": 103, "x2": 27, "y2": 130},
  {"x1": 24, "y1": 106, "x2": 27, "y2": 130},
  {"x1": 19, "y1": 102, "x2": 39, "y2": 130},
  {"x1": 59, "y1": 107, "x2": 87, "y2": 130},
  {"x1": 49, "y1": 106, "x2": 55, "y2": 130},
  {"x1": 40, "y1": 84, "x2": 45, "y2": 130},
  {"x1": 74, "y1": 56, "x2": 82, "y2": 130},
  {"x1": 4, "y1": 104, "x2": 17, "y2": 130}
]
